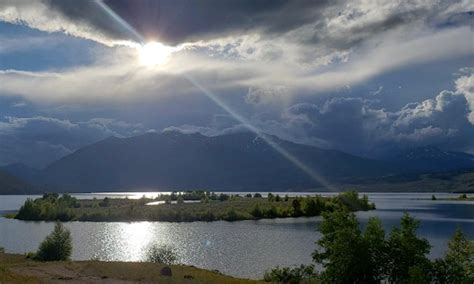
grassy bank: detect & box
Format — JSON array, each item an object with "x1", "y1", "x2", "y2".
[
  {"x1": 12, "y1": 191, "x2": 374, "y2": 222},
  {"x1": 0, "y1": 252, "x2": 263, "y2": 284}
]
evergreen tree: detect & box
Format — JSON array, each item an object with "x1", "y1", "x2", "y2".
[{"x1": 35, "y1": 222, "x2": 72, "y2": 261}]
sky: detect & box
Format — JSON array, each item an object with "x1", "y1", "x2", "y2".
[{"x1": 0, "y1": 0, "x2": 473, "y2": 168}]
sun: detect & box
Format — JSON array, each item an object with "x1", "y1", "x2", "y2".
[{"x1": 138, "y1": 42, "x2": 174, "y2": 66}]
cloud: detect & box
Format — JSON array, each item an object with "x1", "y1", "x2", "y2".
[
  {"x1": 276, "y1": 79, "x2": 474, "y2": 156},
  {"x1": 166, "y1": 72, "x2": 474, "y2": 156},
  {"x1": 1, "y1": 0, "x2": 471, "y2": 50},
  {"x1": 0, "y1": 0, "x2": 138, "y2": 46},
  {"x1": 0, "y1": 116, "x2": 149, "y2": 167},
  {"x1": 454, "y1": 72, "x2": 474, "y2": 123},
  {"x1": 0, "y1": 25, "x2": 471, "y2": 106}
]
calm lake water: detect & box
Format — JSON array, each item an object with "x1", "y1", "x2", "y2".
[{"x1": 0, "y1": 192, "x2": 473, "y2": 279}]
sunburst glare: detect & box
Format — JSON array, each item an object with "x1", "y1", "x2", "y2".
[{"x1": 138, "y1": 42, "x2": 175, "y2": 66}]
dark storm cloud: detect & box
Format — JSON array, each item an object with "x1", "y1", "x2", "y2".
[
  {"x1": 102, "y1": 0, "x2": 332, "y2": 44},
  {"x1": 279, "y1": 90, "x2": 474, "y2": 156},
  {"x1": 2, "y1": 0, "x2": 472, "y2": 49},
  {"x1": 36, "y1": 0, "x2": 470, "y2": 54},
  {"x1": 46, "y1": 0, "x2": 142, "y2": 42}
]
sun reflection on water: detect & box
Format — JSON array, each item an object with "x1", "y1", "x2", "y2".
[{"x1": 120, "y1": 222, "x2": 154, "y2": 261}]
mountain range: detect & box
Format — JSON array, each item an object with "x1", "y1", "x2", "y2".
[{"x1": 1, "y1": 131, "x2": 474, "y2": 193}]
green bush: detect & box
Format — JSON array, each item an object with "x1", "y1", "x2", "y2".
[
  {"x1": 145, "y1": 244, "x2": 178, "y2": 265},
  {"x1": 264, "y1": 264, "x2": 318, "y2": 284},
  {"x1": 251, "y1": 204, "x2": 264, "y2": 218},
  {"x1": 34, "y1": 222, "x2": 72, "y2": 261}
]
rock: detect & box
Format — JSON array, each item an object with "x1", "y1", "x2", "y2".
[{"x1": 160, "y1": 266, "x2": 172, "y2": 277}]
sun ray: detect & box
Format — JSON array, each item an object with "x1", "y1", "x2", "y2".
[{"x1": 96, "y1": 0, "x2": 335, "y2": 190}]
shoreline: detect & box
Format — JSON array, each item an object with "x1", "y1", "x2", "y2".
[{"x1": 0, "y1": 252, "x2": 263, "y2": 283}]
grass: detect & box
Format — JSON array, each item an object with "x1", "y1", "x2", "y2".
[
  {"x1": 0, "y1": 252, "x2": 263, "y2": 283},
  {"x1": 12, "y1": 191, "x2": 375, "y2": 222}
]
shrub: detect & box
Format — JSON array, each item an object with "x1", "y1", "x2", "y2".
[
  {"x1": 292, "y1": 198, "x2": 302, "y2": 216},
  {"x1": 218, "y1": 193, "x2": 229, "y2": 202},
  {"x1": 265, "y1": 205, "x2": 279, "y2": 218},
  {"x1": 145, "y1": 244, "x2": 178, "y2": 265},
  {"x1": 250, "y1": 204, "x2": 263, "y2": 218},
  {"x1": 34, "y1": 222, "x2": 72, "y2": 261},
  {"x1": 267, "y1": 193, "x2": 274, "y2": 202},
  {"x1": 99, "y1": 197, "x2": 110, "y2": 207},
  {"x1": 225, "y1": 208, "x2": 243, "y2": 221},
  {"x1": 253, "y1": 193, "x2": 262, "y2": 198},
  {"x1": 264, "y1": 264, "x2": 317, "y2": 284}
]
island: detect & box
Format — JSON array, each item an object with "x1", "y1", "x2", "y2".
[
  {"x1": 10, "y1": 191, "x2": 374, "y2": 222},
  {"x1": 429, "y1": 193, "x2": 474, "y2": 201}
]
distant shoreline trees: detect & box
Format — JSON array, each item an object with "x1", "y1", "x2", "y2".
[{"x1": 13, "y1": 191, "x2": 375, "y2": 222}]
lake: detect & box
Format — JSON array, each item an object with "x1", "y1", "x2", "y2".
[{"x1": 0, "y1": 192, "x2": 473, "y2": 279}]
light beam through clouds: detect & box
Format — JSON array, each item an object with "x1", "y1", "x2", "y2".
[
  {"x1": 95, "y1": 0, "x2": 145, "y2": 44},
  {"x1": 184, "y1": 75, "x2": 336, "y2": 190},
  {"x1": 95, "y1": 0, "x2": 335, "y2": 190}
]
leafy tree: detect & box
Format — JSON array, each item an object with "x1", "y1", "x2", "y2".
[
  {"x1": 265, "y1": 205, "x2": 279, "y2": 218},
  {"x1": 42, "y1": 192, "x2": 59, "y2": 201},
  {"x1": 267, "y1": 193, "x2": 275, "y2": 202},
  {"x1": 337, "y1": 191, "x2": 374, "y2": 211},
  {"x1": 218, "y1": 193, "x2": 229, "y2": 202},
  {"x1": 250, "y1": 204, "x2": 263, "y2": 218},
  {"x1": 264, "y1": 264, "x2": 318, "y2": 284},
  {"x1": 386, "y1": 213, "x2": 431, "y2": 283},
  {"x1": 34, "y1": 222, "x2": 72, "y2": 261},
  {"x1": 99, "y1": 197, "x2": 110, "y2": 207},
  {"x1": 363, "y1": 217, "x2": 388, "y2": 282},
  {"x1": 16, "y1": 198, "x2": 41, "y2": 220},
  {"x1": 313, "y1": 209, "x2": 380, "y2": 283},
  {"x1": 275, "y1": 195, "x2": 281, "y2": 202},
  {"x1": 284, "y1": 194, "x2": 289, "y2": 202},
  {"x1": 432, "y1": 228, "x2": 474, "y2": 283},
  {"x1": 303, "y1": 196, "x2": 324, "y2": 216},
  {"x1": 145, "y1": 244, "x2": 178, "y2": 265},
  {"x1": 253, "y1": 193, "x2": 262, "y2": 198},
  {"x1": 292, "y1": 198, "x2": 302, "y2": 216}
]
